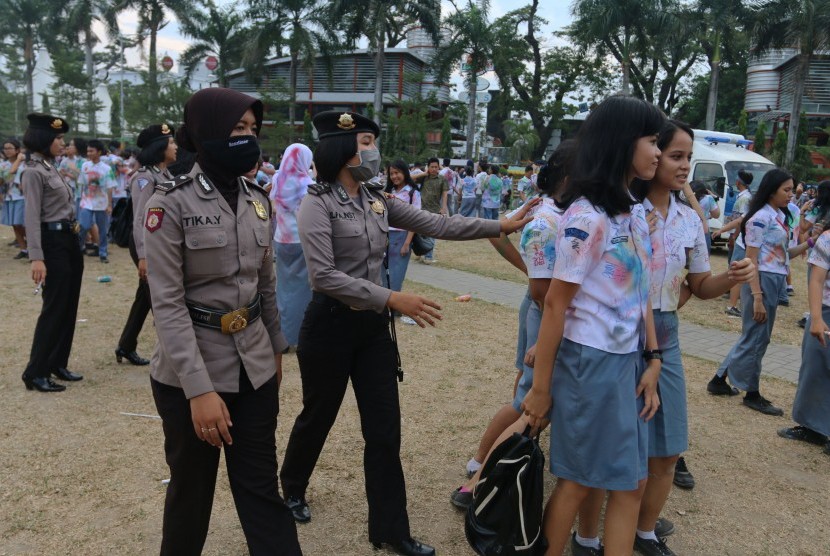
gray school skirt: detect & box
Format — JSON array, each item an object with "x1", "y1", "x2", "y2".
[
  {"x1": 792, "y1": 305, "x2": 830, "y2": 438},
  {"x1": 648, "y1": 311, "x2": 688, "y2": 458},
  {"x1": 549, "y1": 338, "x2": 648, "y2": 491}
]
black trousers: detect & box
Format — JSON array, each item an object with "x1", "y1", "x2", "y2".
[
  {"x1": 280, "y1": 300, "x2": 410, "y2": 544},
  {"x1": 24, "y1": 230, "x2": 83, "y2": 379},
  {"x1": 117, "y1": 235, "x2": 151, "y2": 352},
  {"x1": 151, "y1": 372, "x2": 301, "y2": 556}
]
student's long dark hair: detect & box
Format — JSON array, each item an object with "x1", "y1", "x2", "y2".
[
  {"x1": 560, "y1": 95, "x2": 665, "y2": 216},
  {"x1": 739, "y1": 168, "x2": 794, "y2": 244},
  {"x1": 630, "y1": 119, "x2": 694, "y2": 203},
  {"x1": 809, "y1": 180, "x2": 830, "y2": 225},
  {"x1": 384, "y1": 159, "x2": 418, "y2": 195},
  {"x1": 537, "y1": 139, "x2": 576, "y2": 199}
]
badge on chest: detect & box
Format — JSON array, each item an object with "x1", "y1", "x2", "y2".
[{"x1": 251, "y1": 200, "x2": 268, "y2": 220}]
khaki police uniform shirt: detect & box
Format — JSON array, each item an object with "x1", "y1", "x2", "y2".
[
  {"x1": 130, "y1": 166, "x2": 172, "y2": 260},
  {"x1": 144, "y1": 163, "x2": 287, "y2": 399},
  {"x1": 298, "y1": 182, "x2": 501, "y2": 312},
  {"x1": 23, "y1": 153, "x2": 76, "y2": 261}
]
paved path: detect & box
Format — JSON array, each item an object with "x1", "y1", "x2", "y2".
[{"x1": 406, "y1": 263, "x2": 801, "y2": 385}]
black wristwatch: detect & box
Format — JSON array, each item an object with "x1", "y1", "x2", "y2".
[{"x1": 643, "y1": 349, "x2": 663, "y2": 362}]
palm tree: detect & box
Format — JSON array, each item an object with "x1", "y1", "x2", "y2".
[
  {"x1": 570, "y1": 0, "x2": 657, "y2": 95},
  {"x1": 752, "y1": 0, "x2": 830, "y2": 165},
  {"x1": 435, "y1": 0, "x2": 494, "y2": 159},
  {"x1": 696, "y1": 0, "x2": 746, "y2": 129},
  {"x1": 178, "y1": 2, "x2": 246, "y2": 88},
  {"x1": 3, "y1": 0, "x2": 54, "y2": 111},
  {"x1": 332, "y1": 0, "x2": 441, "y2": 126},
  {"x1": 245, "y1": 0, "x2": 338, "y2": 141},
  {"x1": 113, "y1": 0, "x2": 194, "y2": 108},
  {"x1": 505, "y1": 119, "x2": 540, "y2": 163},
  {"x1": 61, "y1": 0, "x2": 121, "y2": 134}
]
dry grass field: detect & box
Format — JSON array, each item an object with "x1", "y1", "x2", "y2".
[{"x1": 1, "y1": 229, "x2": 828, "y2": 556}]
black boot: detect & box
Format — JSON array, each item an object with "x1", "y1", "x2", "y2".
[{"x1": 115, "y1": 347, "x2": 150, "y2": 366}]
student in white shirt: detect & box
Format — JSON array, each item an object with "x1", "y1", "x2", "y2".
[
  {"x1": 521, "y1": 95, "x2": 664, "y2": 556},
  {"x1": 711, "y1": 169, "x2": 819, "y2": 416}
]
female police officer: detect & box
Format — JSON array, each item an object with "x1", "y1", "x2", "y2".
[
  {"x1": 21, "y1": 113, "x2": 84, "y2": 392},
  {"x1": 143, "y1": 88, "x2": 301, "y2": 555},
  {"x1": 279, "y1": 111, "x2": 531, "y2": 556},
  {"x1": 114, "y1": 123, "x2": 177, "y2": 367}
]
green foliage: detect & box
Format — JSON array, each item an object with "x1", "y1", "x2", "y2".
[
  {"x1": 754, "y1": 122, "x2": 767, "y2": 157},
  {"x1": 108, "y1": 77, "x2": 190, "y2": 140},
  {"x1": 438, "y1": 115, "x2": 452, "y2": 159},
  {"x1": 738, "y1": 109, "x2": 748, "y2": 137},
  {"x1": 504, "y1": 120, "x2": 540, "y2": 163},
  {"x1": 178, "y1": 3, "x2": 248, "y2": 88},
  {"x1": 382, "y1": 92, "x2": 441, "y2": 163},
  {"x1": 0, "y1": 88, "x2": 27, "y2": 138},
  {"x1": 772, "y1": 129, "x2": 788, "y2": 166},
  {"x1": 302, "y1": 111, "x2": 314, "y2": 147}
]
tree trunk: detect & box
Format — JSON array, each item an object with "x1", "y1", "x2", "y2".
[
  {"x1": 785, "y1": 53, "x2": 809, "y2": 166},
  {"x1": 289, "y1": 50, "x2": 298, "y2": 142},
  {"x1": 705, "y1": 36, "x2": 721, "y2": 130},
  {"x1": 148, "y1": 26, "x2": 159, "y2": 109},
  {"x1": 24, "y1": 33, "x2": 35, "y2": 112},
  {"x1": 84, "y1": 29, "x2": 97, "y2": 135},
  {"x1": 621, "y1": 35, "x2": 631, "y2": 95},
  {"x1": 465, "y1": 69, "x2": 477, "y2": 160},
  {"x1": 373, "y1": 17, "x2": 386, "y2": 127}
]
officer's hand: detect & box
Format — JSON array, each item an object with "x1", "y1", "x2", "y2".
[
  {"x1": 138, "y1": 258, "x2": 147, "y2": 281},
  {"x1": 387, "y1": 291, "x2": 442, "y2": 328},
  {"x1": 500, "y1": 216, "x2": 534, "y2": 235},
  {"x1": 728, "y1": 258, "x2": 755, "y2": 284},
  {"x1": 190, "y1": 392, "x2": 233, "y2": 448},
  {"x1": 31, "y1": 260, "x2": 46, "y2": 285}
]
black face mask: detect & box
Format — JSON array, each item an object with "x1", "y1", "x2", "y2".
[{"x1": 201, "y1": 135, "x2": 261, "y2": 177}]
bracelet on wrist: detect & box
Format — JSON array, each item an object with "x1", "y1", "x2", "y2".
[
  {"x1": 642, "y1": 349, "x2": 663, "y2": 362},
  {"x1": 751, "y1": 291, "x2": 763, "y2": 296}
]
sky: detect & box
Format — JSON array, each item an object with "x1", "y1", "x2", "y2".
[{"x1": 105, "y1": 0, "x2": 575, "y2": 78}]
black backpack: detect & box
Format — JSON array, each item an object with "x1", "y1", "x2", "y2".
[
  {"x1": 465, "y1": 428, "x2": 547, "y2": 555},
  {"x1": 109, "y1": 196, "x2": 133, "y2": 248}
]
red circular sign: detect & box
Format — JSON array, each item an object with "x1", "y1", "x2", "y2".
[
  {"x1": 160, "y1": 56, "x2": 174, "y2": 71},
  {"x1": 205, "y1": 56, "x2": 218, "y2": 71}
]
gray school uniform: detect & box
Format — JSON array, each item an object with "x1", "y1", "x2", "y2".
[
  {"x1": 717, "y1": 272, "x2": 787, "y2": 391},
  {"x1": 792, "y1": 306, "x2": 830, "y2": 437}
]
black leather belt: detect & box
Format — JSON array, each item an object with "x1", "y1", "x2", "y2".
[
  {"x1": 312, "y1": 291, "x2": 367, "y2": 312},
  {"x1": 42, "y1": 220, "x2": 80, "y2": 233},
  {"x1": 186, "y1": 294, "x2": 262, "y2": 334}
]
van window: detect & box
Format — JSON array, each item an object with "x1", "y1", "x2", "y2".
[
  {"x1": 724, "y1": 161, "x2": 775, "y2": 194},
  {"x1": 693, "y1": 163, "x2": 726, "y2": 196}
]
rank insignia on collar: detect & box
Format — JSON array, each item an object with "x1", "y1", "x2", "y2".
[
  {"x1": 41, "y1": 160, "x2": 52, "y2": 170},
  {"x1": 197, "y1": 173, "x2": 213, "y2": 193},
  {"x1": 370, "y1": 199, "x2": 385, "y2": 214},
  {"x1": 252, "y1": 200, "x2": 268, "y2": 220},
  {"x1": 332, "y1": 183, "x2": 350, "y2": 202}
]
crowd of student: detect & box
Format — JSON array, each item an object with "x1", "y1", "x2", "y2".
[{"x1": 7, "y1": 90, "x2": 830, "y2": 556}]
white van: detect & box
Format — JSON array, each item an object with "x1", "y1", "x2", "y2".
[{"x1": 689, "y1": 129, "x2": 776, "y2": 246}]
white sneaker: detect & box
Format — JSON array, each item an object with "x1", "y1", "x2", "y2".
[
  {"x1": 466, "y1": 458, "x2": 482, "y2": 478},
  {"x1": 400, "y1": 316, "x2": 417, "y2": 325},
  {"x1": 422, "y1": 258, "x2": 436, "y2": 265}
]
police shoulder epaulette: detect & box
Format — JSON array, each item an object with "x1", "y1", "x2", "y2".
[
  {"x1": 364, "y1": 180, "x2": 384, "y2": 191},
  {"x1": 155, "y1": 174, "x2": 192, "y2": 194},
  {"x1": 307, "y1": 182, "x2": 332, "y2": 196}
]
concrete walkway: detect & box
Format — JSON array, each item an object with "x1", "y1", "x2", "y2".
[{"x1": 406, "y1": 263, "x2": 802, "y2": 385}]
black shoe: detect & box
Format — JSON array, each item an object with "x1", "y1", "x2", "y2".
[
  {"x1": 115, "y1": 347, "x2": 150, "y2": 366},
  {"x1": 777, "y1": 426, "x2": 828, "y2": 446},
  {"x1": 450, "y1": 486, "x2": 473, "y2": 509},
  {"x1": 743, "y1": 395, "x2": 784, "y2": 416},
  {"x1": 655, "y1": 517, "x2": 675, "y2": 538},
  {"x1": 13, "y1": 250, "x2": 28, "y2": 259},
  {"x1": 707, "y1": 376, "x2": 739, "y2": 396},
  {"x1": 285, "y1": 496, "x2": 310, "y2": 523},
  {"x1": 53, "y1": 367, "x2": 83, "y2": 381},
  {"x1": 571, "y1": 532, "x2": 603, "y2": 555},
  {"x1": 797, "y1": 317, "x2": 807, "y2": 329},
  {"x1": 778, "y1": 299, "x2": 789, "y2": 307},
  {"x1": 373, "y1": 537, "x2": 435, "y2": 556},
  {"x1": 100, "y1": 256, "x2": 109, "y2": 263},
  {"x1": 672, "y1": 456, "x2": 695, "y2": 490},
  {"x1": 22, "y1": 374, "x2": 66, "y2": 392},
  {"x1": 634, "y1": 535, "x2": 676, "y2": 556}
]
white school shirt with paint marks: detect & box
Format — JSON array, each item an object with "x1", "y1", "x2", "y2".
[
  {"x1": 807, "y1": 231, "x2": 830, "y2": 307},
  {"x1": 553, "y1": 197, "x2": 652, "y2": 354},
  {"x1": 643, "y1": 196, "x2": 710, "y2": 312},
  {"x1": 744, "y1": 203, "x2": 789, "y2": 275},
  {"x1": 519, "y1": 197, "x2": 563, "y2": 279}
]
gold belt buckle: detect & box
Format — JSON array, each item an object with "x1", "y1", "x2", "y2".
[
  {"x1": 71, "y1": 221, "x2": 80, "y2": 234},
  {"x1": 221, "y1": 307, "x2": 249, "y2": 334}
]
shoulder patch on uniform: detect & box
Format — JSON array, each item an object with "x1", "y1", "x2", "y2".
[
  {"x1": 307, "y1": 182, "x2": 332, "y2": 196},
  {"x1": 137, "y1": 178, "x2": 150, "y2": 190},
  {"x1": 145, "y1": 207, "x2": 165, "y2": 232},
  {"x1": 155, "y1": 174, "x2": 192, "y2": 194}
]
